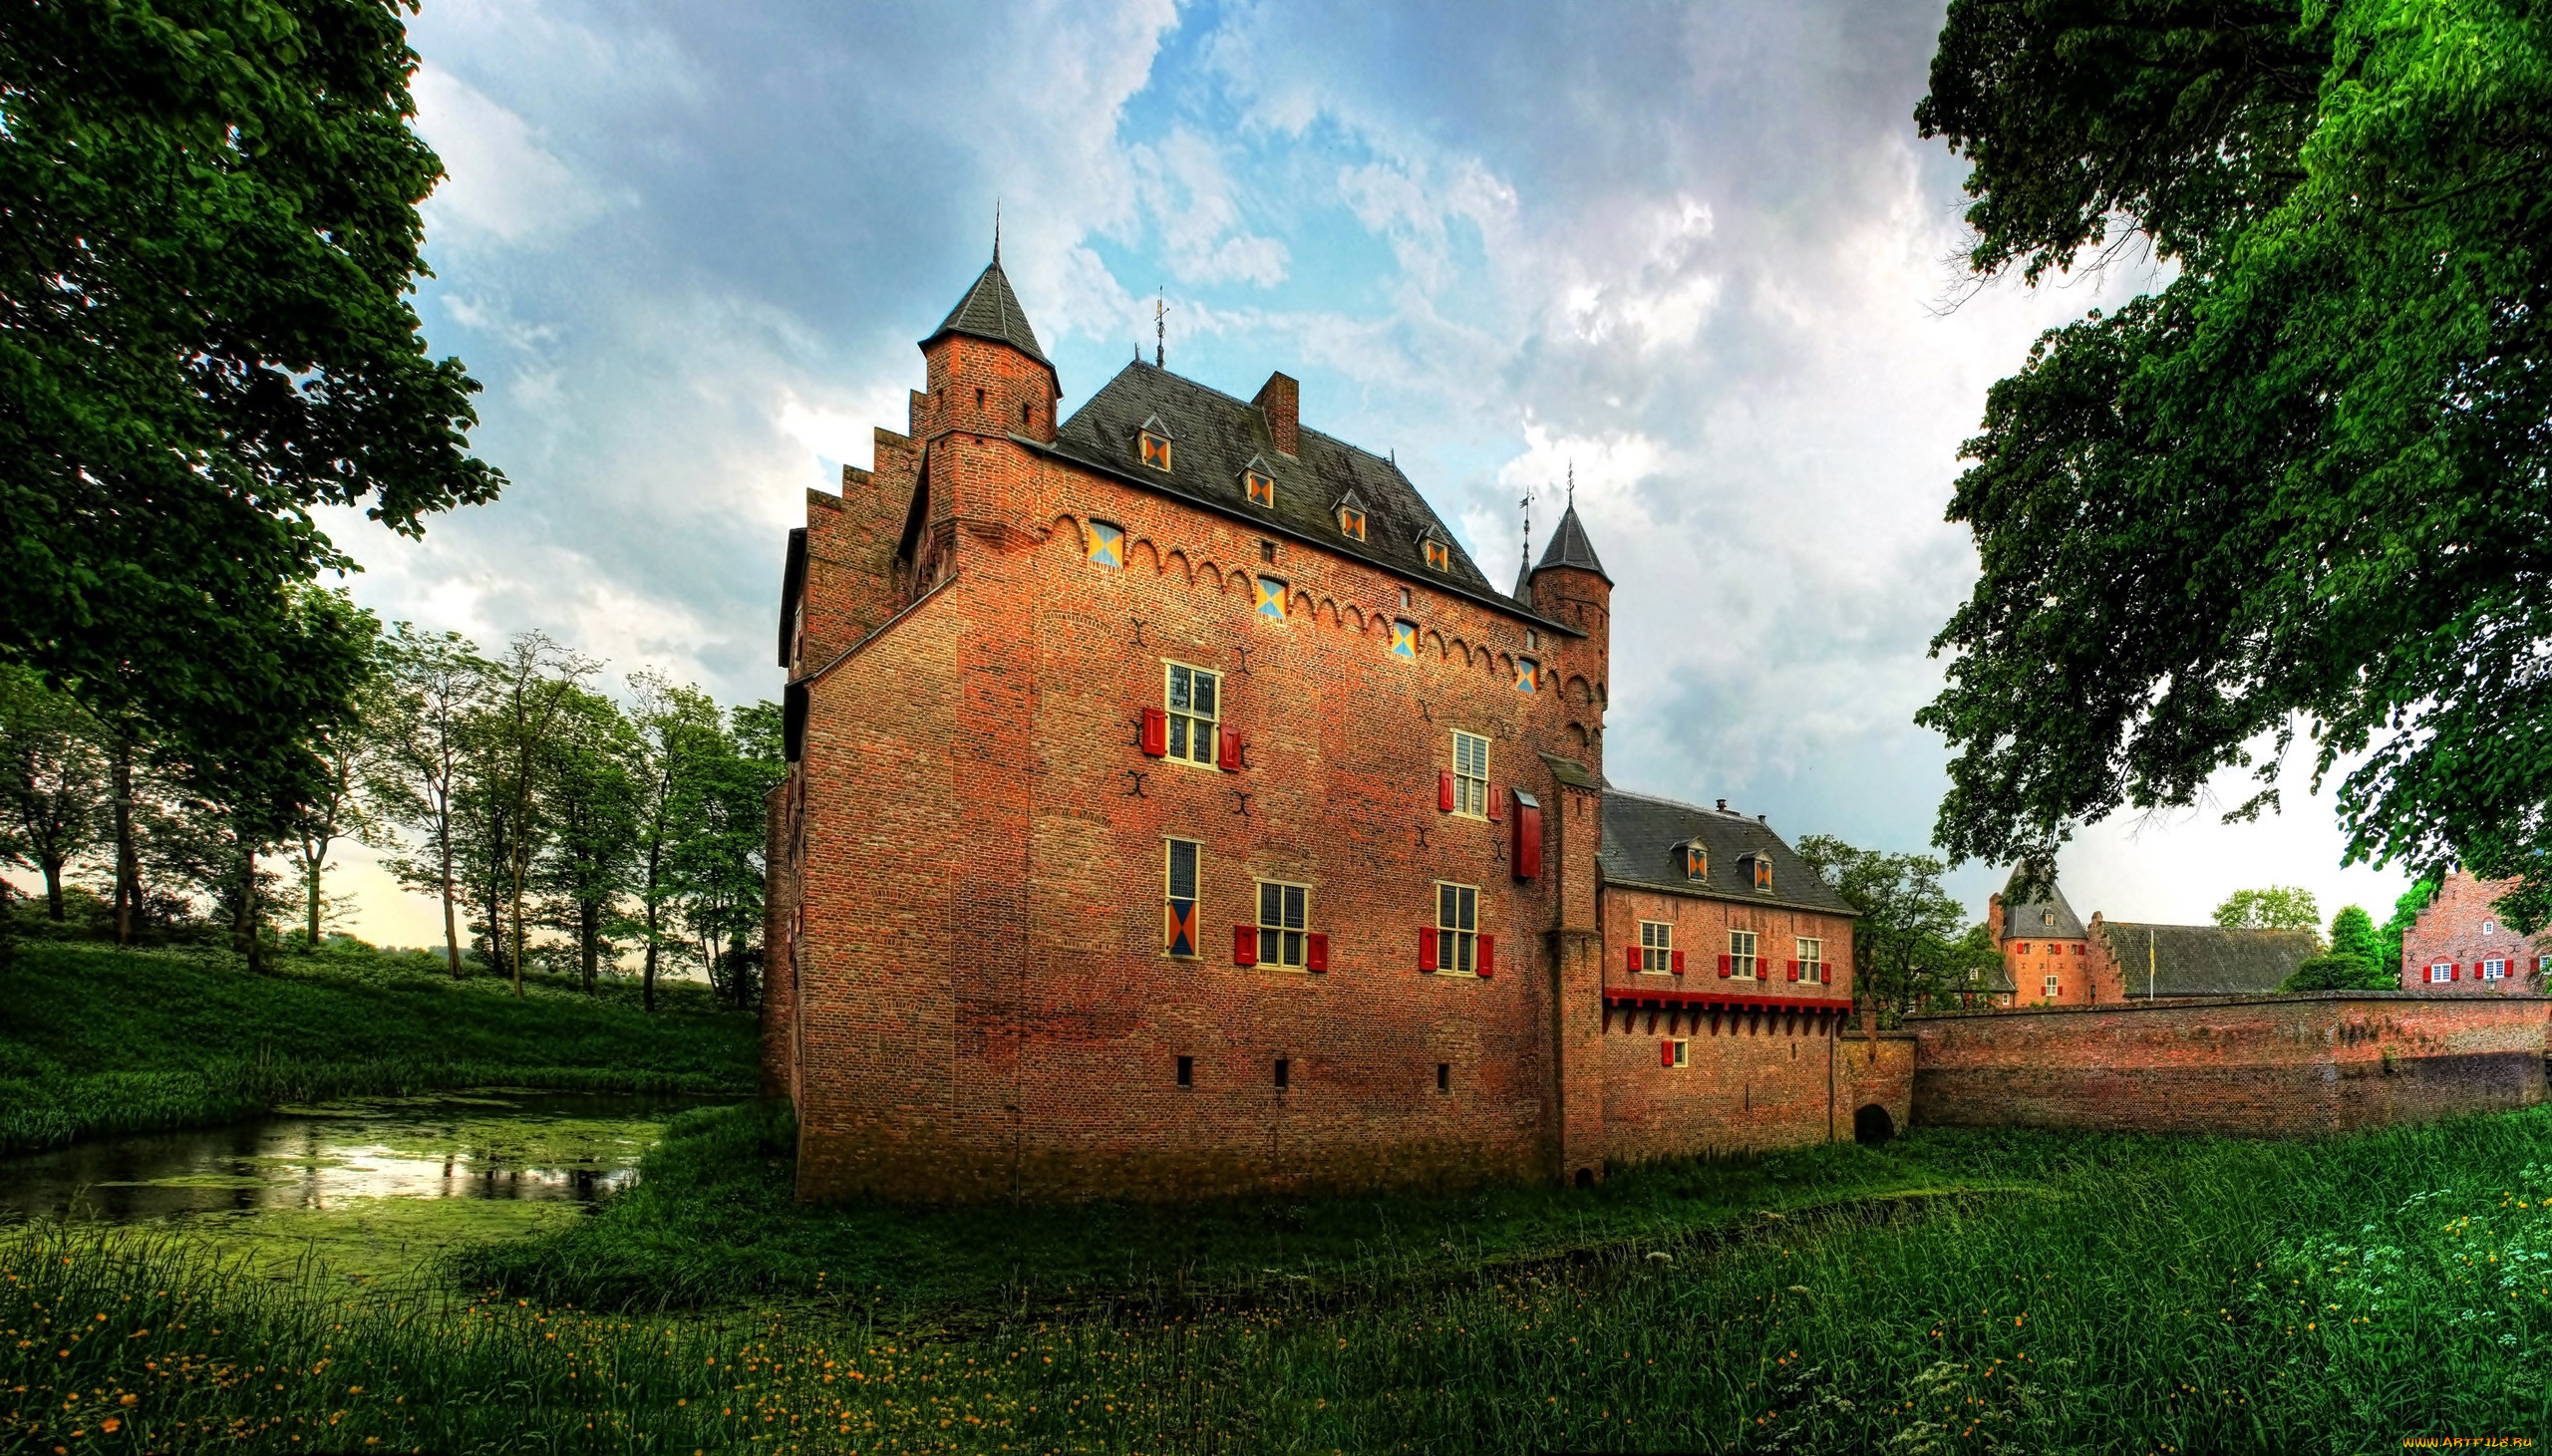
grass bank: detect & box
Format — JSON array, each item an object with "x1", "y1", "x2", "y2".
[
  {"x1": 0, "y1": 943, "x2": 759, "y2": 1155},
  {"x1": 21, "y1": 1107, "x2": 2552, "y2": 1452}
]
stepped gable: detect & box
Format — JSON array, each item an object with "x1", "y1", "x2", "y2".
[
  {"x1": 920, "y1": 254, "x2": 1049, "y2": 364},
  {"x1": 1049, "y1": 361, "x2": 1533, "y2": 613},
  {"x1": 2094, "y1": 922, "x2": 2317, "y2": 997},
  {"x1": 1597, "y1": 787, "x2": 1856, "y2": 916},
  {"x1": 1535, "y1": 503, "x2": 1610, "y2": 583},
  {"x1": 1999, "y1": 865, "x2": 2085, "y2": 940}
]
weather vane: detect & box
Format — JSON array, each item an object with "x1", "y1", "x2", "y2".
[
  {"x1": 1567, "y1": 458, "x2": 1576, "y2": 509},
  {"x1": 1519, "y1": 480, "x2": 1536, "y2": 575},
  {"x1": 1154, "y1": 289, "x2": 1167, "y2": 369}
]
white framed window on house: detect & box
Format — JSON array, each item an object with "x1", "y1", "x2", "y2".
[
  {"x1": 2043, "y1": 974, "x2": 2060, "y2": 1000},
  {"x1": 1639, "y1": 921, "x2": 1673, "y2": 974},
  {"x1": 2429, "y1": 963, "x2": 2453, "y2": 984},
  {"x1": 1728, "y1": 928, "x2": 1758, "y2": 980},
  {"x1": 1450, "y1": 729, "x2": 1489, "y2": 817},
  {"x1": 1164, "y1": 662, "x2": 1219, "y2": 766},
  {"x1": 1257, "y1": 881, "x2": 1310, "y2": 969},
  {"x1": 1436, "y1": 882, "x2": 1479, "y2": 974},
  {"x1": 2483, "y1": 958, "x2": 2509, "y2": 981},
  {"x1": 1796, "y1": 937, "x2": 1824, "y2": 984}
]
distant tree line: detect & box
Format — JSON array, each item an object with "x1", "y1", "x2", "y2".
[{"x1": 0, "y1": 611, "x2": 780, "y2": 1011}]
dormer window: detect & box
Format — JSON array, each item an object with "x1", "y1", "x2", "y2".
[
  {"x1": 1683, "y1": 843, "x2": 1706, "y2": 881},
  {"x1": 2042, "y1": 910, "x2": 2055, "y2": 927},
  {"x1": 1335, "y1": 489, "x2": 1369, "y2": 541},
  {"x1": 1747, "y1": 854, "x2": 1772, "y2": 892},
  {"x1": 1239, "y1": 455, "x2": 1276, "y2": 508},
  {"x1": 1421, "y1": 535, "x2": 1450, "y2": 572},
  {"x1": 1136, "y1": 415, "x2": 1174, "y2": 471}
]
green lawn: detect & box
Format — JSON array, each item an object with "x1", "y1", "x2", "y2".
[
  {"x1": 0, "y1": 942, "x2": 760, "y2": 1154},
  {"x1": 17, "y1": 1105, "x2": 2552, "y2": 1452}
]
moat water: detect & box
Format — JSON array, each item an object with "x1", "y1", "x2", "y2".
[{"x1": 0, "y1": 1090, "x2": 733, "y2": 1285}]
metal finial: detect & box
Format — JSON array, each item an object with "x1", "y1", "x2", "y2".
[
  {"x1": 1520, "y1": 481, "x2": 1535, "y2": 572},
  {"x1": 993, "y1": 199, "x2": 1001, "y2": 264},
  {"x1": 1567, "y1": 459, "x2": 1575, "y2": 508},
  {"x1": 1154, "y1": 289, "x2": 1166, "y2": 369}
]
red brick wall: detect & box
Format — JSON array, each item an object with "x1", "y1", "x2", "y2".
[
  {"x1": 2399, "y1": 871, "x2": 2552, "y2": 995},
  {"x1": 1908, "y1": 995, "x2": 2548, "y2": 1136},
  {"x1": 1597, "y1": 1004, "x2": 1908, "y2": 1163},
  {"x1": 1603, "y1": 885, "x2": 1855, "y2": 999}
]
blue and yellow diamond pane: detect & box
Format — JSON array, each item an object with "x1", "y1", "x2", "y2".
[
  {"x1": 1165, "y1": 898, "x2": 1198, "y2": 958},
  {"x1": 1390, "y1": 619, "x2": 1418, "y2": 659},
  {"x1": 1514, "y1": 657, "x2": 1539, "y2": 693},
  {"x1": 1088, "y1": 520, "x2": 1124, "y2": 568},
  {"x1": 1254, "y1": 576, "x2": 1286, "y2": 619}
]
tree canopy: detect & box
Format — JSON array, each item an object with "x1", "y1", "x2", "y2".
[
  {"x1": 1914, "y1": 1, "x2": 2552, "y2": 923},
  {"x1": 0, "y1": 0, "x2": 499, "y2": 801},
  {"x1": 2212, "y1": 885, "x2": 2321, "y2": 933}
]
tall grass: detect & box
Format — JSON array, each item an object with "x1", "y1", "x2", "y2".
[{"x1": 0, "y1": 943, "x2": 758, "y2": 1154}]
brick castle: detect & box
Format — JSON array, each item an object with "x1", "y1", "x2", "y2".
[
  {"x1": 760, "y1": 247, "x2": 1907, "y2": 1202},
  {"x1": 1987, "y1": 867, "x2": 2317, "y2": 1007},
  {"x1": 2399, "y1": 871, "x2": 2552, "y2": 993}
]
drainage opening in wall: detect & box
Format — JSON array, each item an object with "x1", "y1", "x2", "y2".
[
  {"x1": 1574, "y1": 1167, "x2": 1594, "y2": 1189},
  {"x1": 1854, "y1": 1103, "x2": 1895, "y2": 1146}
]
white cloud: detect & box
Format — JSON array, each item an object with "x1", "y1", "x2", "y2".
[{"x1": 412, "y1": 67, "x2": 615, "y2": 247}]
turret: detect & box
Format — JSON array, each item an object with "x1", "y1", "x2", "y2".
[
  {"x1": 917, "y1": 242, "x2": 1061, "y2": 447},
  {"x1": 1527, "y1": 503, "x2": 1612, "y2": 757}
]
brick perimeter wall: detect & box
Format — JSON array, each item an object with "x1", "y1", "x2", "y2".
[{"x1": 1909, "y1": 995, "x2": 2547, "y2": 1136}]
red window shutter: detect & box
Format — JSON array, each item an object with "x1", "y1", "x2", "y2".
[
  {"x1": 1234, "y1": 925, "x2": 1257, "y2": 967},
  {"x1": 1488, "y1": 786, "x2": 1504, "y2": 821},
  {"x1": 1661, "y1": 1039, "x2": 1675, "y2": 1067},
  {"x1": 2451, "y1": 962, "x2": 2461, "y2": 980},
  {"x1": 1719, "y1": 954, "x2": 1732, "y2": 979},
  {"x1": 1626, "y1": 944, "x2": 1642, "y2": 974},
  {"x1": 1437, "y1": 768, "x2": 1454, "y2": 812},
  {"x1": 1307, "y1": 932, "x2": 1329, "y2": 974},
  {"x1": 1672, "y1": 950, "x2": 1686, "y2": 976},
  {"x1": 1787, "y1": 960, "x2": 1799, "y2": 982},
  {"x1": 1140, "y1": 707, "x2": 1167, "y2": 757},
  {"x1": 1514, "y1": 801, "x2": 1542, "y2": 878},
  {"x1": 1218, "y1": 725, "x2": 1242, "y2": 772},
  {"x1": 1477, "y1": 934, "x2": 1495, "y2": 978},
  {"x1": 1420, "y1": 926, "x2": 1437, "y2": 972}
]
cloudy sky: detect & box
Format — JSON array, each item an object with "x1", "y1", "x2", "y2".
[{"x1": 283, "y1": 0, "x2": 2409, "y2": 944}]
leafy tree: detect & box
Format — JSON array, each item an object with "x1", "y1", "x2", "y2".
[
  {"x1": 2281, "y1": 903, "x2": 2392, "y2": 992},
  {"x1": 668, "y1": 702, "x2": 784, "y2": 1011},
  {"x1": 535, "y1": 687, "x2": 641, "y2": 994},
  {"x1": 361, "y1": 626, "x2": 492, "y2": 978},
  {"x1": 286, "y1": 616, "x2": 387, "y2": 948},
  {"x1": 0, "y1": 668, "x2": 109, "y2": 920},
  {"x1": 627, "y1": 674, "x2": 725, "y2": 1012},
  {"x1": 2213, "y1": 886, "x2": 2322, "y2": 935},
  {"x1": 0, "y1": 0, "x2": 500, "y2": 800},
  {"x1": 1792, "y1": 835, "x2": 1979, "y2": 1024},
  {"x1": 1912, "y1": 2, "x2": 2552, "y2": 927},
  {"x1": 477, "y1": 634, "x2": 596, "y2": 997},
  {"x1": 2380, "y1": 876, "x2": 2440, "y2": 980}
]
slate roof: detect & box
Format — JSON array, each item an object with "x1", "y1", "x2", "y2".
[
  {"x1": 921, "y1": 255, "x2": 1049, "y2": 365},
  {"x1": 1536, "y1": 504, "x2": 1610, "y2": 583},
  {"x1": 2000, "y1": 865, "x2": 2086, "y2": 941},
  {"x1": 2095, "y1": 922, "x2": 2319, "y2": 998},
  {"x1": 1597, "y1": 788, "x2": 1857, "y2": 917},
  {"x1": 1047, "y1": 361, "x2": 1570, "y2": 626}
]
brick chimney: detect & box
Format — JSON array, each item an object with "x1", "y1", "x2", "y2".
[{"x1": 1253, "y1": 371, "x2": 1299, "y2": 456}]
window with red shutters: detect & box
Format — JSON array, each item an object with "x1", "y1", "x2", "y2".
[
  {"x1": 1626, "y1": 944, "x2": 1642, "y2": 974},
  {"x1": 1307, "y1": 932, "x2": 1329, "y2": 973},
  {"x1": 1661, "y1": 1039, "x2": 1675, "y2": 1067},
  {"x1": 1477, "y1": 935, "x2": 1495, "y2": 978},
  {"x1": 1719, "y1": 954, "x2": 1732, "y2": 978},
  {"x1": 1672, "y1": 949, "x2": 1685, "y2": 976},
  {"x1": 1419, "y1": 925, "x2": 1437, "y2": 972},
  {"x1": 1437, "y1": 768, "x2": 1454, "y2": 813},
  {"x1": 1787, "y1": 960, "x2": 1799, "y2": 982},
  {"x1": 1218, "y1": 725, "x2": 1243, "y2": 772},
  {"x1": 1233, "y1": 925, "x2": 1257, "y2": 966},
  {"x1": 1140, "y1": 708, "x2": 1167, "y2": 757}
]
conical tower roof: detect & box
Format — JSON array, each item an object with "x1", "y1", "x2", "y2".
[
  {"x1": 920, "y1": 251, "x2": 1049, "y2": 365},
  {"x1": 1533, "y1": 503, "x2": 1610, "y2": 584}
]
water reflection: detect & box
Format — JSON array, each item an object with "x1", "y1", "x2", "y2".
[{"x1": 0, "y1": 1090, "x2": 722, "y2": 1225}]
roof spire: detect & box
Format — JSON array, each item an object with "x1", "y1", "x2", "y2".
[
  {"x1": 992, "y1": 198, "x2": 1001, "y2": 264},
  {"x1": 1567, "y1": 458, "x2": 1575, "y2": 508},
  {"x1": 1153, "y1": 288, "x2": 1166, "y2": 369},
  {"x1": 1519, "y1": 480, "x2": 1535, "y2": 579}
]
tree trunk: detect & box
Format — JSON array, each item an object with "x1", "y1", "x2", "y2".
[
  {"x1": 305, "y1": 861, "x2": 323, "y2": 947},
  {"x1": 41, "y1": 857, "x2": 64, "y2": 921},
  {"x1": 642, "y1": 845, "x2": 662, "y2": 1014},
  {"x1": 110, "y1": 731, "x2": 137, "y2": 947},
  {"x1": 579, "y1": 898, "x2": 598, "y2": 994},
  {"x1": 439, "y1": 827, "x2": 464, "y2": 980},
  {"x1": 237, "y1": 847, "x2": 264, "y2": 974},
  {"x1": 508, "y1": 867, "x2": 528, "y2": 998}
]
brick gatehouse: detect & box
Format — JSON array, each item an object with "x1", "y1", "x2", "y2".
[{"x1": 762, "y1": 248, "x2": 1906, "y2": 1203}]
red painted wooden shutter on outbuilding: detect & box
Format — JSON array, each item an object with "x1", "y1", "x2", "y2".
[
  {"x1": 1437, "y1": 769, "x2": 1454, "y2": 813},
  {"x1": 1477, "y1": 935, "x2": 1495, "y2": 978},
  {"x1": 2452, "y1": 962, "x2": 2462, "y2": 980},
  {"x1": 1140, "y1": 708, "x2": 1167, "y2": 757},
  {"x1": 1218, "y1": 726, "x2": 1242, "y2": 771},
  {"x1": 1488, "y1": 786, "x2": 1503, "y2": 821},
  {"x1": 1719, "y1": 954, "x2": 1732, "y2": 979},
  {"x1": 1419, "y1": 926, "x2": 1437, "y2": 972},
  {"x1": 1661, "y1": 1040, "x2": 1675, "y2": 1067},
  {"x1": 1626, "y1": 944, "x2": 1642, "y2": 974},
  {"x1": 1233, "y1": 925, "x2": 1257, "y2": 967},
  {"x1": 1672, "y1": 950, "x2": 1685, "y2": 976},
  {"x1": 1306, "y1": 932, "x2": 1329, "y2": 973},
  {"x1": 1787, "y1": 960, "x2": 1799, "y2": 982},
  {"x1": 1513, "y1": 798, "x2": 1542, "y2": 878}
]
